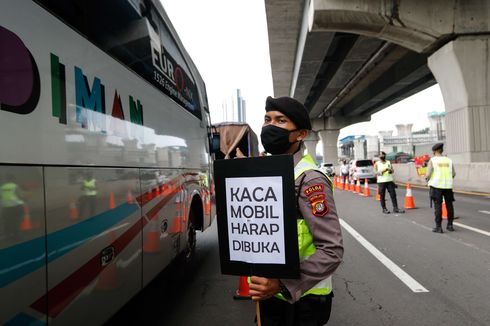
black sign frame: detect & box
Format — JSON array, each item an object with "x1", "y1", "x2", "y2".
[{"x1": 214, "y1": 155, "x2": 299, "y2": 279}]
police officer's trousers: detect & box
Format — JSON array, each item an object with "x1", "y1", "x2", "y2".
[
  {"x1": 430, "y1": 187, "x2": 454, "y2": 227},
  {"x1": 378, "y1": 181, "x2": 398, "y2": 210},
  {"x1": 257, "y1": 293, "x2": 333, "y2": 326}
]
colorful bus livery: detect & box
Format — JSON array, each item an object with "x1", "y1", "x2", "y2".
[{"x1": 0, "y1": 1, "x2": 215, "y2": 325}]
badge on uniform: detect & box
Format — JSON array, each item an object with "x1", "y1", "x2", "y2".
[
  {"x1": 307, "y1": 193, "x2": 328, "y2": 217},
  {"x1": 304, "y1": 184, "x2": 324, "y2": 196}
]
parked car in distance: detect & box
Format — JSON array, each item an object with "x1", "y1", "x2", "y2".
[
  {"x1": 349, "y1": 159, "x2": 376, "y2": 182},
  {"x1": 319, "y1": 162, "x2": 335, "y2": 177}
]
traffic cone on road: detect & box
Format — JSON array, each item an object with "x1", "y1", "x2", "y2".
[
  {"x1": 350, "y1": 179, "x2": 355, "y2": 192},
  {"x1": 233, "y1": 276, "x2": 251, "y2": 300},
  {"x1": 375, "y1": 186, "x2": 380, "y2": 201},
  {"x1": 147, "y1": 188, "x2": 153, "y2": 201},
  {"x1": 20, "y1": 205, "x2": 33, "y2": 231},
  {"x1": 69, "y1": 200, "x2": 79, "y2": 221},
  {"x1": 363, "y1": 179, "x2": 371, "y2": 197},
  {"x1": 109, "y1": 192, "x2": 116, "y2": 209},
  {"x1": 442, "y1": 200, "x2": 448, "y2": 219},
  {"x1": 340, "y1": 177, "x2": 344, "y2": 191},
  {"x1": 204, "y1": 191, "x2": 211, "y2": 215},
  {"x1": 403, "y1": 183, "x2": 416, "y2": 209},
  {"x1": 355, "y1": 178, "x2": 361, "y2": 194},
  {"x1": 155, "y1": 185, "x2": 160, "y2": 197}
]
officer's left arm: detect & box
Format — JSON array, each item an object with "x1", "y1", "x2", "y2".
[
  {"x1": 425, "y1": 160, "x2": 433, "y2": 182},
  {"x1": 280, "y1": 171, "x2": 343, "y2": 303}
]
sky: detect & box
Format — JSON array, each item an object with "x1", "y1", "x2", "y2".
[{"x1": 160, "y1": 0, "x2": 445, "y2": 143}]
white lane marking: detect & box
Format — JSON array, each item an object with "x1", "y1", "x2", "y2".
[
  {"x1": 340, "y1": 219, "x2": 429, "y2": 293},
  {"x1": 478, "y1": 210, "x2": 490, "y2": 215},
  {"x1": 453, "y1": 222, "x2": 490, "y2": 237}
]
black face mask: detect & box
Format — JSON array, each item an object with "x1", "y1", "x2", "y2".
[
  {"x1": 380, "y1": 156, "x2": 385, "y2": 160},
  {"x1": 260, "y1": 125, "x2": 297, "y2": 154}
]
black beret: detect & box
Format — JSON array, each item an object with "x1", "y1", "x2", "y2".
[
  {"x1": 432, "y1": 143, "x2": 444, "y2": 152},
  {"x1": 265, "y1": 96, "x2": 311, "y2": 130}
]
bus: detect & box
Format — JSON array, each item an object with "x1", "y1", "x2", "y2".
[{"x1": 0, "y1": 1, "x2": 216, "y2": 325}]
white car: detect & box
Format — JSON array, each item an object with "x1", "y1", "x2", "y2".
[
  {"x1": 319, "y1": 163, "x2": 335, "y2": 177},
  {"x1": 349, "y1": 159, "x2": 376, "y2": 182}
]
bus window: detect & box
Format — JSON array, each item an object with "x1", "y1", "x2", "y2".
[{"x1": 35, "y1": 0, "x2": 201, "y2": 118}]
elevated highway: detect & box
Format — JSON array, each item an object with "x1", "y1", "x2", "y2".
[{"x1": 265, "y1": 0, "x2": 490, "y2": 163}]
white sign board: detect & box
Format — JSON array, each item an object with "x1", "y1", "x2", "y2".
[{"x1": 226, "y1": 176, "x2": 284, "y2": 264}]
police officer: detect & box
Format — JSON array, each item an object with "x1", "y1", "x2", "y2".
[
  {"x1": 79, "y1": 171, "x2": 97, "y2": 218},
  {"x1": 0, "y1": 175, "x2": 25, "y2": 239},
  {"x1": 425, "y1": 143, "x2": 456, "y2": 233},
  {"x1": 248, "y1": 96, "x2": 344, "y2": 326},
  {"x1": 374, "y1": 152, "x2": 404, "y2": 214}
]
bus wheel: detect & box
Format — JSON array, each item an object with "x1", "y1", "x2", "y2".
[{"x1": 183, "y1": 218, "x2": 196, "y2": 263}]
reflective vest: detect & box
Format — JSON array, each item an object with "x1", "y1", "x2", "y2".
[
  {"x1": 0, "y1": 182, "x2": 24, "y2": 208},
  {"x1": 82, "y1": 179, "x2": 97, "y2": 196},
  {"x1": 428, "y1": 156, "x2": 453, "y2": 189},
  {"x1": 275, "y1": 154, "x2": 333, "y2": 300},
  {"x1": 376, "y1": 160, "x2": 394, "y2": 183}
]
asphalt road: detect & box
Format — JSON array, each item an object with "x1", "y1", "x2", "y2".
[{"x1": 107, "y1": 185, "x2": 490, "y2": 326}]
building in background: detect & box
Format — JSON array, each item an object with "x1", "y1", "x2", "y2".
[
  {"x1": 339, "y1": 111, "x2": 446, "y2": 161},
  {"x1": 220, "y1": 89, "x2": 247, "y2": 123}
]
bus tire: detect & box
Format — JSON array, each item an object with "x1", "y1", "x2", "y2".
[{"x1": 182, "y1": 211, "x2": 196, "y2": 263}]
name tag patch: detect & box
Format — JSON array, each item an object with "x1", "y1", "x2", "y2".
[{"x1": 304, "y1": 184, "x2": 324, "y2": 196}]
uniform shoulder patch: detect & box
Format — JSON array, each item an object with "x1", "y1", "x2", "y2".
[
  {"x1": 308, "y1": 194, "x2": 328, "y2": 217},
  {"x1": 304, "y1": 184, "x2": 324, "y2": 196}
]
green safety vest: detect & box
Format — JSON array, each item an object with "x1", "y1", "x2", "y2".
[
  {"x1": 275, "y1": 154, "x2": 333, "y2": 301},
  {"x1": 376, "y1": 160, "x2": 394, "y2": 183},
  {"x1": 0, "y1": 182, "x2": 24, "y2": 207},
  {"x1": 83, "y1": 179, "x2": 97, "y2": 196},
  {"x1": 428, "y1": 156, "x2": 453, "y2": 189}
]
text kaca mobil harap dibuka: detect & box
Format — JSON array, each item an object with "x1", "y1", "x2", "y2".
[{"x1": 228, "y1": 186, "x2": 281, "y2": 253}]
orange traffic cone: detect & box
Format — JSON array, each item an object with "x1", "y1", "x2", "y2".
[
  {"x1": 96, "y1": 232, "x2": 120, "y2": 291},
  {"x1": 20, "y1": 205, "x2": 33, "y2": 231},
  {"x1": 442, "y1": 200, "x2": 448, "y2": 219},
  {"x1": 147, "y1": 188, "x2": 153, "y2": 201},
  {"x1": 143, "y1": 219, "x2": 161, "y2": 253},
  {"x1": 375, "y1": 186, "x2": 380, "y2": 201},
  {"x1": 204, "y1": 191, "x2": 211, "y2": 215},
  {"x1": 155, "y1": 185, "x2": 160, "y2": 197},
  {"x1": 69, "y1": 200, "x2": 79, "y2": 221},
  {"x1": 233, "y1": 276, "x2": 251, "y2": 300},
  {"x1": 350, "y1": 179, "x2": 355, "y2": 192},
  {"x1": 363, "y1": 179, "x2": 371, "y2": 197},
  {"x1": 403, "y1": 183, "x2": 416, "y2": 209},
  {"x1": 109, "y1": 192, "x2": 116, "y2": 209},
  {"x1": 96, "y1": 260, "x2": 120, "y2": 290},
  {"x1": 161, "y1": 184, "x2": 170, "y2": 197},
  {"x1": 355, "y1": 178, "x2": 361, "y2": 194},
  {"x1": 126, "y1": 190, "x2": 134, "y2": 204}
]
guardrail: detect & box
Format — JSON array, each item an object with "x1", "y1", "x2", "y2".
[{"x1": 392, "y1": 162, "x2": 490, "y2": 194}]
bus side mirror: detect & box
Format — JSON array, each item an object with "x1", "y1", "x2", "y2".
[{"x1": 210, "y1": 133, "x2": 220, "y2": 154}]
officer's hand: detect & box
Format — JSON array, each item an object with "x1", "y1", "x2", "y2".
[
  {"x1": 249, "y1": 276, "x2": 280, "y2": 301},
  {"x1": 235, "y1": 147, "x2": 246, "y2": 158}
]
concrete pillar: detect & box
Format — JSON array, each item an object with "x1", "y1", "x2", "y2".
[
  {"x1": 428, "y1": 36, "x2": 490, "y2": 163},
  {"x1": 318, "y1": 129, "x2": 340, "y2": 163},
  {"x1": 303, "y1": 130, "x2": 319, "y2": 158}
]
